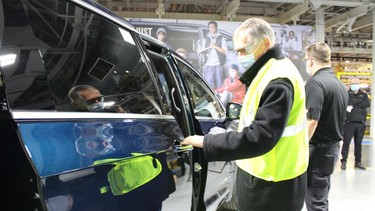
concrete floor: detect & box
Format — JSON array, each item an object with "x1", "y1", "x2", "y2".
[{"x1": 218, "y1": 139, "x2": 375, "y2": 211}]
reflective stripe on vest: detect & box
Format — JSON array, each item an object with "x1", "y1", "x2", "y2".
[
  {"x1": 282, "y1": 120, "x2": 307, "y2": 137},
  {"x1": 236, "y1": 57, "x2": 308, "y2": 182}
]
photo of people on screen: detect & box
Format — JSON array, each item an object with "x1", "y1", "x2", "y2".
[
  {"x1": 198, "y1": 21, "x2": 227, "y2": 89},
  {"x1": 215, "y1": 64, "x2": 245, "y2": 108}
]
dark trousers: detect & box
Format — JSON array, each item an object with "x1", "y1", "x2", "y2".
[
  {"x1": 305, "y1": 142, "x2": 339, "y2": 211},
  {"x1": 341, "y1": 122, "x2": 366, "y2": 163},
  {"x1": 236, "y1": 167, "x2": 306, "y2": 211}
]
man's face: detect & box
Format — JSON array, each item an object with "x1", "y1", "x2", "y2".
[
  {"x1": 75, "y1": 88, "x2": 103, "y2": 111},
  {"x1": 304, "y1": 54, "x2": 314, "y2": 76},
  {"x1": 351, "y1": 78, "x2": 360, "y2": 85},
  {"x1": 234, "y1": 31, "x2": 262, "y2": 58},
  {"x1": 80, "y1": 88, "x2": 101, "y2": 102},
  {"x1": 350, "y1": 78, "x2": 361, "y2": 92},
  {"x1": 208, "y1": 23, "x2": 217, "y2": 35},
  {"x1": 234, "y1": 32, "x2": 251, "y2": 55}
]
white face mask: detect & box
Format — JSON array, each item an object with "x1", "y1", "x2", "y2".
[
  {"x1": 238, "y1": 53, "x2": 256, "y2": 70},
  {"x1": 87, "y1": 102, "x2": 105, "y2": 111},
  {"x1": 351, "y1": 84, "x2": 360, "y2": 92},
  {"x1": 237, "y1": 40, "x2": 262, "y2": 70}
]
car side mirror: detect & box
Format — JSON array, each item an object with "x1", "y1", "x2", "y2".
[
  {"x1": 213, "y1": 102, "x2": 242, "y2": 129},
  {"x1": 226, "y1": 102, "x2": 242, "y2": 120}
]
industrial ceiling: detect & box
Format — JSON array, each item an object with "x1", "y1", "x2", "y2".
[{"x1": 97, "y1": 0, "x2": 375, "y2": 61}]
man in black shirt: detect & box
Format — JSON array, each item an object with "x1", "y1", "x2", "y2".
[
  {"x1": 304, "y1": 42, "x2": 348, "y2": 211},
  {"x1": 340, "y1": 77, "x2": 370, "y2": 170}
]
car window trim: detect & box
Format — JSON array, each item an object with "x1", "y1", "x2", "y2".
[{"x1": 11, "y1": 111, "x2": 175, "y2": 120}]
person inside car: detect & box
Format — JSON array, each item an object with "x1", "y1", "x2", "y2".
[{"x1": 69, "y1": 85, "x2": 125, "y2": 113}]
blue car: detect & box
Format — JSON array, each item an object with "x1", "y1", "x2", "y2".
[{"x1": 0, "y1": 0, "x2": 238, "y2": 210}]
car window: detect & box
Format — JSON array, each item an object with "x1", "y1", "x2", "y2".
[
  {"x1": 1, "y1": 0, "x2": 163, "y2": 115},
  {"x1": 132, "y1": 23, "x2": 201, "y2": 70},
  {"x1": 175, "y1": 57, "x2": 225, "y2": 118},
  {"x1": 147, "y1": 51, "x2": 173, "y2": 115}
]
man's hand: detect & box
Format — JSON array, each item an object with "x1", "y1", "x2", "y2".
[{"x1": 181, "y1": 135, "x2": 204, "y2": 148}]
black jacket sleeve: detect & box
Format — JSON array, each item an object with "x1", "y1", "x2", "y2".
[
  {"x1": 203, "y1": 78, "x2": 294, "y2": 161},
  {"x1": 351, "y1": 92, "x2": 370, "y2": 109}
]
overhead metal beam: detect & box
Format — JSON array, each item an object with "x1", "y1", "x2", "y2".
[
  {"x1": 97, "y1": 0, "x2": 220, "y2": 9},
  {"x1": 99, "y1": 0, "x2": 375, "y2": 8},
  {"x1": 313, "y1": 0, "x2": 375, "y2": 7},
  {"x1": 278, "y1": 3, "x2": 309, "y2": 24},
  {"x1": 326, "y1": 6, "x2": 368, "y2": 29},
  {"x1": 113, "y1": 10, "x2": 278, "y2": 23},
  {"x1": 215, "y1": 0, "x2": 229, "y2": 13},
  {"x1": 249, "y1": 0, "x2": 375, "y2": 7},
  {"x1": 351, "y1": 15, "x2": 373, "y2": 31}
]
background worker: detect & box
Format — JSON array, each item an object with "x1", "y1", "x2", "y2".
[
  {"x1": 182, "y1": 18, "x2": 308, "y2": 211},
  {"x1": 303, "y1": 42, "x2": 348, "y2": 211},
  {"x1": 340, "y1": 77, "x2": 370, "y2": 170}
]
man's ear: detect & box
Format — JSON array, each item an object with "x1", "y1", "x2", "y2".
[
  {"x1": 308, "y1": 58, "x2": 313, "y2": 67},
  {"x1": 263, "y1": 38, "x2": 271, "y2": 49}
]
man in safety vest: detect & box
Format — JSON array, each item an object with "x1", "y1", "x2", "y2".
[{"x1": 182, "y1": 18, "x2": 308, "y2": 211}]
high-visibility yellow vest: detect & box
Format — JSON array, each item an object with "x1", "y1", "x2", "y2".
[{"x1": 236, "y1": 58, "x2": 308, "y2": 182}]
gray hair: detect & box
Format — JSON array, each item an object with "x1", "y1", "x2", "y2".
[
  {"x1": 234, "y1": 18, "x2": 275, "y2": 47},
  {"x1": 68, "y1": 85, "x2": 95, "y2": 103}
]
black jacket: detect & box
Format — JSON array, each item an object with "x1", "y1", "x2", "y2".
[
  {"x1": 203, "y1": 45, "x2": 294, "y2": 161},
  {"x1": 202, "y1": 44, "x2": 306, "y2": 211},
  {"x1": 346, "y1": 89, "x2": 369, "y2": 123}
]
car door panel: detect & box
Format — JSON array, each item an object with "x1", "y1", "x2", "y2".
[{"x1": 14, "y1": 113, "x2": 192, "y2": 211}]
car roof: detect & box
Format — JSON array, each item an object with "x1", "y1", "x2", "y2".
[
  {"x1": 70, "y1": 0, "x2": 170, "y2": 49},
  {"x1": 71, "y1": 0, "x2": 135, "y2": 30}
]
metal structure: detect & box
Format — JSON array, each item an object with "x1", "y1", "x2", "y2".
[{"x1": 97, "y1": 0, "x2": 375, "y2": 61}]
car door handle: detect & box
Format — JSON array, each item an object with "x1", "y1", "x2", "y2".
[
  {"x1": 172, "y1": 140, "x2": 193, "y2": 154},
  {"x1": 171, "y1": 87, "x2": 181, "y2": 113}
]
